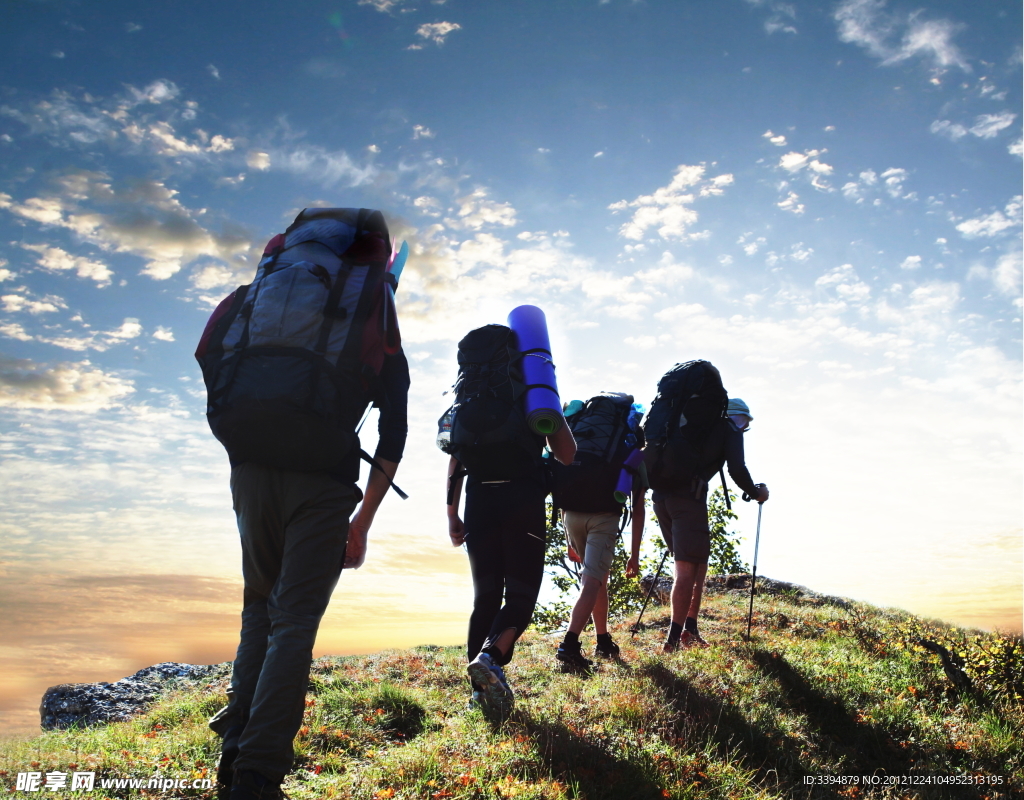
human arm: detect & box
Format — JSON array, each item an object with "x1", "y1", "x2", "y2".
[
  {"x1": 723, "y1": 424, "x2": 766, "y2": 501},
  {"x1": 546, "y1": 420, "x2": 576, "y2": 466},
  {"x1": 344, "y1": 353, "x2": 410, "y2": 569},
  {"x1": 626, "y1": 484, "x2": 645, "y2": 579},
  {"x1": 345, "y1": 457, "x2": 399, "y2": 569},
  {"x1": 446, "y1": 455, "x2": 466, "y2": 546}
]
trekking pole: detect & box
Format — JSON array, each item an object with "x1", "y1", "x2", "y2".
[
  {"x1": 744, "y1": 501, "x2": 763, "y2": 641},
  {"x1": 631, "y1": 548, "x2": 670, "y2": 638}
]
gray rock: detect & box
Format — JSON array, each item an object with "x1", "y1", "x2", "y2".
[
  {"x1": 40, "y1": 662, "x2": 229, "y2": 730},
  {"x1": 638, "y1": 572, "x2": 853, "y2": 610}
]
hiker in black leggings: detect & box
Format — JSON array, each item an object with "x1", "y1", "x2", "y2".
[
  {"x1": 446, "y1": 424, "x2": 575, "y2": 715},
  {"x1": 462, "y1": 475, "x2": 548, "y2": 664}
]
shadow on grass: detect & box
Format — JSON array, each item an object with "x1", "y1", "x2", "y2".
[
  {"x1": 515, "y1": 709, "x2": 667, "y2": 800},
  {"x1": 640, "y1": 661, "x2": 797, "y2": 794},
  {"x1": 643, "y1": 650, "x2": 963, "y2": 797}
]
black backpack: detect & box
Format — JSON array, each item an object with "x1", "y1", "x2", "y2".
[
  {"x1": 437, "y1": 324, "x2": 541, "y2": 481},
  {"x1": 642, "y1": 360, "x2": 728, "y2": 494},
  {"x1": 552, "y1": 392, "x2": 639, "y2": 513}
]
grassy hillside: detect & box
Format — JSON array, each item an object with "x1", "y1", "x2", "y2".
[{"x1": 1, "y1": 590, "x2": 1021, "y2": 799}]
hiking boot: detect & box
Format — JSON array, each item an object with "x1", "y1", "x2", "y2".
[
  {"x1": 556, "y1": 639, "x2": 594, "y2": 671},
  {"x1": 467, "y1": 653, "x2": 514, "y2": 717},
  {"x1": 230, "y1": 769, "x2": 286, "y2": 800},
  {"x1": 468, "y1": 689, "x2": 484, "y2": 710},
  {"x1": 681, "y1": 630, "x2": 710, "y2": 649},
  {"x1": 594, "y1": 635, "x2": 620, "y2": 659}
]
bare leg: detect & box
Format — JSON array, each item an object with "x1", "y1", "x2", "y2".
[
  {"x1": 568, "y1": 575, "x2": 603, "y2": 636},
  {"x1": 592, "y1": 580, "x2": 610, "y2": 635},
  {"x1": 671, "y1": 559, "x2": 700, "y2": 624},
  {"x1": 687, "y1": 561, "x2": 709, "y2": 620}
]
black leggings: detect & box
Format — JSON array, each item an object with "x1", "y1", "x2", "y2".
[{"x1": 464, "y1": 479, "x2": 547, "y2": 666}]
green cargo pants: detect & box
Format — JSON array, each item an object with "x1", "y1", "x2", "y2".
[{"x1": 209, "y1": 462, "x2": 358, "y2": 781}]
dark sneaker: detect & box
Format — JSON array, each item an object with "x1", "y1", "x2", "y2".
[
  {"x1": 467, "y1": 653, "x2": 514, "y2": 717},
  {"x1": 681, "y1": 630, "x2": 710, "y2": 649},
  {"x1": 556, "y1": 641, "x2": 594, "y2": 672},
  {"x1": 662, "y1": 638, "x2": 681, "y2": 654},
  {"x1": 594, "y1": 635, "x2": 620, "y2": 659},
  {"x1": 230, "y1": 769, "x2": 286, "y2": 800}
]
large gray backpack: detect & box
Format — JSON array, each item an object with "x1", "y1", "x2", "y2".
[{"x1": 195, "y1": 208, "x2": 400, "y2": 477}]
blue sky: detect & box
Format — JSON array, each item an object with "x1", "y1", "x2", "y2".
[{"x1": 0, "y1": 0, "x2": 1020, "y2": 735}]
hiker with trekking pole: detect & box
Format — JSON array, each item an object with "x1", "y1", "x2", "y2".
[
  {"x1": 549, "y1": 394, "x2": 649, "y2": 670},
  {"x1": 641, "y1": 360, "x2": 768, "y2": 651}
]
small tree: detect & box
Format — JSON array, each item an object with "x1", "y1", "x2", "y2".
[{"x1": 532, "y1": 487, "x2": 748, "y2": 632}]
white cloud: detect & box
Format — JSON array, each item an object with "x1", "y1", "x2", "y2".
[
  {"x1": 1010, "y1": 139, "x2": 1023, "y2": 158},
  {"x1": 608, "y1": 164, "x2": 731, "y2": 241},
  {"x1": 834, "y1": 0, "x2": 969, "y2": 74},
  {"x1": 2, "y1": 291, "x2": 67, "y2": 315},
  {"x1": 413, "y1": 196, "x2": 443, "y2": 217},
  {"x1": 415, "y1": 22, "x2": 462, "y2": 45},
  {"x1": 152, "y1": 327, "x2": 175, "y2": 342},
  {"x1": 881, "y1": 167, "x2": 908, "y2": 198},
  {"x1": 992, "y1": 251, "x2": 1022, "y2": 300},
  {"x1": 778, "y1": 149, "x2": 832, "y2": 174},
  {"x1": 969, "y1": 112, "x2": 1017, "y2": 139},
  {"x1": 207, "y1": 64, "x2": 221, "y2": 80},
  {"x1": 762, "y1": 130, "x2": 787, "y2": 146},
  {"x1": 746, "y1": 0, "x2": 798, "y2": 35},
  {"x1": 128, "y1": 80, "x2": 181, "y2": 106},
  {"x1": 929, "y1": 119, "x2": 968, "y2": 140},
  {"x1": 272, "y1": 145, "x2": 377, "y2": 187},
  {"x1": 19, "y1": 244, "x2": 113, "y2": 286},
  {"x1": 246, "y1": 151, "x2": 271, "y2": 170},
  {"x1": 777, "y1": 191, "x2": 804, "y2": 215},
  {"x1": 900, "y1": 255, "x2": 922, "y2": 270},
  {"x1": 2, "y1": 174, "x2": 255, "y2": 282},
  {"x1": 0, "y1": 355, "x2": 134, "y2": 410},
  {"x1": 359, "y1": 0, "x2": 408, "y2": 11},
  {"x1": 956, "y1": 196, "x2": 1023, "y2": 238},
  {"x1": 412, "y1": 124, "x2": 435, "y2": 140},
  {"x1": 446, "y1": 188, "x2": 517, "y2": 230},
  {"x1": 811, "y1": 262, "x2": 868, "y2": 303}
]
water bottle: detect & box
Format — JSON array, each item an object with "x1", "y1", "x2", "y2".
[{"x1": 436, "y1": 406, "x2": 455, "y2": 453}]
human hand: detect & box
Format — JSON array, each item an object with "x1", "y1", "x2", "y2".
[
  {"x1": 567, "y1": 545, "x2": 581, "y2": 564},
  {"x1": 625, "y1": 555, "x2": 640, "y2": 579},
  {"x1": 343, "y1": 518, "x2": 368, "y2": 569},
  {"x1": 448, "y1": 515, "x2": 466, "y2": 547},
  {"x1": 756, "y1": 484, "x2": 769, "y2": 503}
]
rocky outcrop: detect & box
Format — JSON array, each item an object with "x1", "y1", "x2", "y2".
[
  {"x1": 638, "y1": 572, "x2": 853, "y2": 609},
  {"x1": 40, "y1": 662, "x2": 229, "y2": 730}
]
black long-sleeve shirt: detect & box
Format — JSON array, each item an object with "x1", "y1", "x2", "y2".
[
  {"x1": 653, "y1": 418, "x2": 759, "y2": 499},
  {"x1": 330, "y1": 348, "x2": 410, "y2": 485}
]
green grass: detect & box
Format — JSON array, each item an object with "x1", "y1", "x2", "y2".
[{"x1": 2, "y1": 592, "x2": 1021, "y2": 799}]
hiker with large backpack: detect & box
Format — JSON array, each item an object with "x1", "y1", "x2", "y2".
[
  {"x1": 550, "y1": 393, "x2": 648, "y2": 669},
  {"x1": 642, "y1": 361, "x2": 768, "y2": 651},
  {"x1": 196, "y1": 208, "x2": 410, "y2": 800},
  {"x1": 439, "y1": 320, "x2": 575, "y2": 717}
]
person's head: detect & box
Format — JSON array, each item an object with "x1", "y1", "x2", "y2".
[{"x1": 727, "y1": 397, "x2": 752, "y2": 431}]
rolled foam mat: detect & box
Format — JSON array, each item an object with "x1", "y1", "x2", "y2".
[{"x1": 507, "y1": 305, "x2": 564, "y2": 435}]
